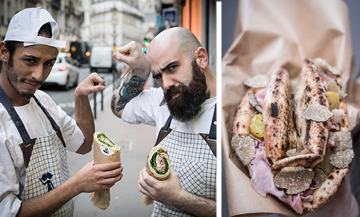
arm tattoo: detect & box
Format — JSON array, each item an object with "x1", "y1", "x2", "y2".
[{"x1": 111, "y1": 70, "x2": 146, "y2": 112}]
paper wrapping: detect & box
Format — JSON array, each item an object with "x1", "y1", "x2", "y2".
[
  {"x1": 222, "y1": 0, "x2": 360, "y2": 216},
  {"x1": 90, "y1": 132, "x2": 121, "y2": 210}
]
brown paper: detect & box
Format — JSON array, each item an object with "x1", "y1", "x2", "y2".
[
  {"x1": 90, "y1": 132, "x2": 121, "y2": 210},
  {"x1": 222, "y1": 0, "x2": 359, "y2": 216}
]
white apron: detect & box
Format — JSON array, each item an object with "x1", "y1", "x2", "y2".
[
  {"x1": 0, "y1": 86, "x2": 73, "y2": 217},
  {"x1": 151, "y1": 106, "x2": 217, "y2": 217}
]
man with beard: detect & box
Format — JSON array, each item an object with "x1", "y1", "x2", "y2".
[
  {"x1": 0, "y1": 8, "x2": 123, "y2": 216},
  {"x1": 111, "y1": 27, "x2": 216, "y2": 216}
]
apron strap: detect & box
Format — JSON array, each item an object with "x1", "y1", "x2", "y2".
[
  {"x1": 154, "y1": 116, "x2": 173, "y2": 146},
  {"x1": 33, "y1": 96, "x2": 66, "y2": 148},
  {"x1": 201, "y1": 104, "x2": 217, "y2": 157},
  {"x1": 208, "y1": 104, "x2": 216, "y2": 140},
  {"x1": 154, "y1": 104, "x2": 217, "y2": 157},
  {"x1": 0, "y1": 86, "x2": 66, "y2": 168},
  {"x1": 0, "y1": 86, "x2": 33, "y2": 146}
]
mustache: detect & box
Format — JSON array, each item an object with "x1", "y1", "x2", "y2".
[
  {"x1": 20, "y1": 78, "x2": 43, "y2": 86},
  {"x1": 166, "y1": 85, "x2": 182, "y2": 97},
  {"x1": 160, "y1": 85, "x2": 184, "y2": 106}
]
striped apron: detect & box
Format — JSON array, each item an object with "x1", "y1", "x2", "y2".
[
  {"x1": 0, "y1": 86, "x2": 73, "y2": 217},
  {"x1": 151, "y1": 105, "x2": 217, "y2": 217}
]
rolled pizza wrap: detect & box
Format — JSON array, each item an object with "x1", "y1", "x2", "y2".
[
  {"x1": 90, "y1": 132, "x2": 121, "y2": 210},
  {"x1": 141, "y1": 145, "x2": 171, "y2": 205}
]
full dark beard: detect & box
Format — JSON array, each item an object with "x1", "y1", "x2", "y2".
[
  {"x1": 6, "y1": 66, "x2": 42, "y2": 99},
  {"x1": 163, "y1": 59, "x2": 208, "y2": 122}
]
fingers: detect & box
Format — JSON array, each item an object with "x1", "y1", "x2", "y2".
[
  {"x1": 117, "y1": 41, "x2": 137, "y2": 56},
  {"x1": 92, "y1": 163, "x2": 124, "y2": 187},
  {"x1": 91, "y1": 73, "x2": 105, "y2": 86},
  {"x1": 95, "y1": 161, "x2": 122, "y2": 172},
  {"x1": 113, "y1": 41, "x2": 140, "y2": 65},
  {"x1": 75, "y1": 73, "x2": 106, "y2": 96},
  {"x1": 138, "y1": 169, "x2": 152, "y2": 196},
  {"x1": 138, "y1": 167, "x2": 157, "y2": 191},
  {"x1": 89, "y1": 73, "x2": 105, "y2": 92}
]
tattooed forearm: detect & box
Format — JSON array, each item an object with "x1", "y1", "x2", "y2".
[{"x1": 111, "y1": 69, "x2": 146, "y2": 112}]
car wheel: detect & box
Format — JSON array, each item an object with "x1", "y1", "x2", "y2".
[
  {"x1": 63, "y1": 76, "x2": 70, "y2": 90},
  {"x1": 73, "y1": 74, "x2": 79, "y2": 87}
]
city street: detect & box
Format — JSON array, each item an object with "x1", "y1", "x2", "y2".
[
  {"x1": 67, "y1": 89, "x2": 156, "y2": 217},
  {"x1": 43, "y1": 66, "x2": 157, "y2": 216},
  {"x1": 41, "y1": 66, "x2": 115, "y2": 117}
]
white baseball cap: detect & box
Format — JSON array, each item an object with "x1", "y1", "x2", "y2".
[{"x1": 4, "y1": 7, "x2": 66, "y2": 48}]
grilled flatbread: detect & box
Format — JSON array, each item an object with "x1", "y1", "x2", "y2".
[
  {"x1": 230, "y1": 59, "x2": 354, "y2": 214},
  {"x1": 263, "y1": 68, "x2": 298, "y2": 164}
]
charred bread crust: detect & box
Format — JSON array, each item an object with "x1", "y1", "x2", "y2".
[
  {"x1": 272, "y1": 153, "x2": 323, "y2": 170},
  {"x1": 295, "y1": 60, "x2": 329, "y2": 162},
  {"x1": 263, "y1": 68, "x2": 297, "y2": 163},
  {"x1": 232, "y1": 88, "x2": 261, "y2": 137},
  {"x1": 303, "y1": 97, "x2": 352, "y2": 211},
  {"x1": 302, "y1": 167, "x2": 350, "y2": 211},
  {"x1": 338, "y1": 98, "x2": 350, "y2": 130}
]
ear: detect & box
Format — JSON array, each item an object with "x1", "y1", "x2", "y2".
[
  {"x1": 0, "y1": 41, "x2": 9, "y2": 63},
  {"x1": 194, "y1": 47, "x2": 208, "y2": 69}
]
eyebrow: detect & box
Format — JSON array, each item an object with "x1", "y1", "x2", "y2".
[
  {"x1": 152, "y1": 60, "x2": 180, "y2": 79},
  {"x1": 160, "y1": 61, "x2": 180, "y2": 72},
  {"x1": 23, "y1": 55, "x2": 57, "y2": 62}
]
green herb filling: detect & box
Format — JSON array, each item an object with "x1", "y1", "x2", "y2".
[
  {"x1": 97, "y1": 133, "x2": 116, "y2": 148},
  {"x1": 150, "y1": 149, "x2": 169, "y2": 174}
]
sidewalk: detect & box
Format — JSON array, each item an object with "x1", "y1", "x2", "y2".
[{"x1": 67, "y1": 85, "x2": 156, "y2": 217}]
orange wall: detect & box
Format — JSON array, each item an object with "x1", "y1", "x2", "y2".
[{"x1": 181, "y1": 0, "x2": 202, "y2": 43}]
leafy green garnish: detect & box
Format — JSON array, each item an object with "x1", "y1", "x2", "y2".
[
  {"x1": 97, "y1": 133, "x2": 116, "y2": 148},
  {"x1": 150, "y1": 149, "x2": 169, "y2": 174}
]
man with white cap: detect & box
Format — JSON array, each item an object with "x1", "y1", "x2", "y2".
[{"x1": 0, "y1": 7, "x2": 123, "y2": 217}]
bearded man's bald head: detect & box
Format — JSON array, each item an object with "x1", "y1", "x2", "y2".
[{"x1": 148, "y1": 27, "x2": 202, "y2": 59}]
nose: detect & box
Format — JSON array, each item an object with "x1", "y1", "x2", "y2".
[
  {"x1": 162, "y1": 73, "x2": 176, "y2": 91},
  {"x1": 31, "y1": 65, "x2": 44, "y2": 82}
]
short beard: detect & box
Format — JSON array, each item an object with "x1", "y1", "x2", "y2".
[
  {"x1": 6, "y1": 66, "x2": 41, "y2": 99},
  {"x1": 162, "y1": 59, "x2": 209, "y2": 122}
]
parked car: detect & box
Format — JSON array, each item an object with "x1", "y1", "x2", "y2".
[
  {"x1": 90, "y1": 46, "x2": 116, "y2": 73},
  {"x1": 44, "y1": 52, "x2": 80, "y2": 90}
]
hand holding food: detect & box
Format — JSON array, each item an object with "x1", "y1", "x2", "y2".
[
  {"x1": 89, "y1": 132, "x2": 121, "y2": 210},
  {"x1": 140, "y1": 145, "x2": 171, "y2": 205}
]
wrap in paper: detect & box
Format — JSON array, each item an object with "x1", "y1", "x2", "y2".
[
  {"x1": 90, "y1": 132, "x2": 121, "y2": 210},
  {"x1": 222, "y1": 0, "x2": 360, "y2": 216},
  {"x1": 141, "y1": 145, "x2": 171, "y2": 205}
]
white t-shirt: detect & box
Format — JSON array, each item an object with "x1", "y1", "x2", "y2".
[
  {"x1": 122, "y1": 87, "x2": 217, "y2": 136},
  {"x1": 0, "y1": 90, "x2": 84, "y2": 216}
]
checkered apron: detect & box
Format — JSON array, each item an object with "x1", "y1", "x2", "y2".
[
  {"x1": 151, "y1": 106, "x2": 217, "y2": 217},
  {"x1": 0, "y1": 86, "x2": 73, "y2": 217},
  {"x1": 19, "y1": 129, "x2": 73, "y2": 217}
]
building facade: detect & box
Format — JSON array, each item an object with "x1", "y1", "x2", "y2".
[
  {"x1": 80, "y1": 0, "x2": 144, "y2": 50},
  {"x1": 0, "y1": 0, "x2": 84, "y2": 53}
]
